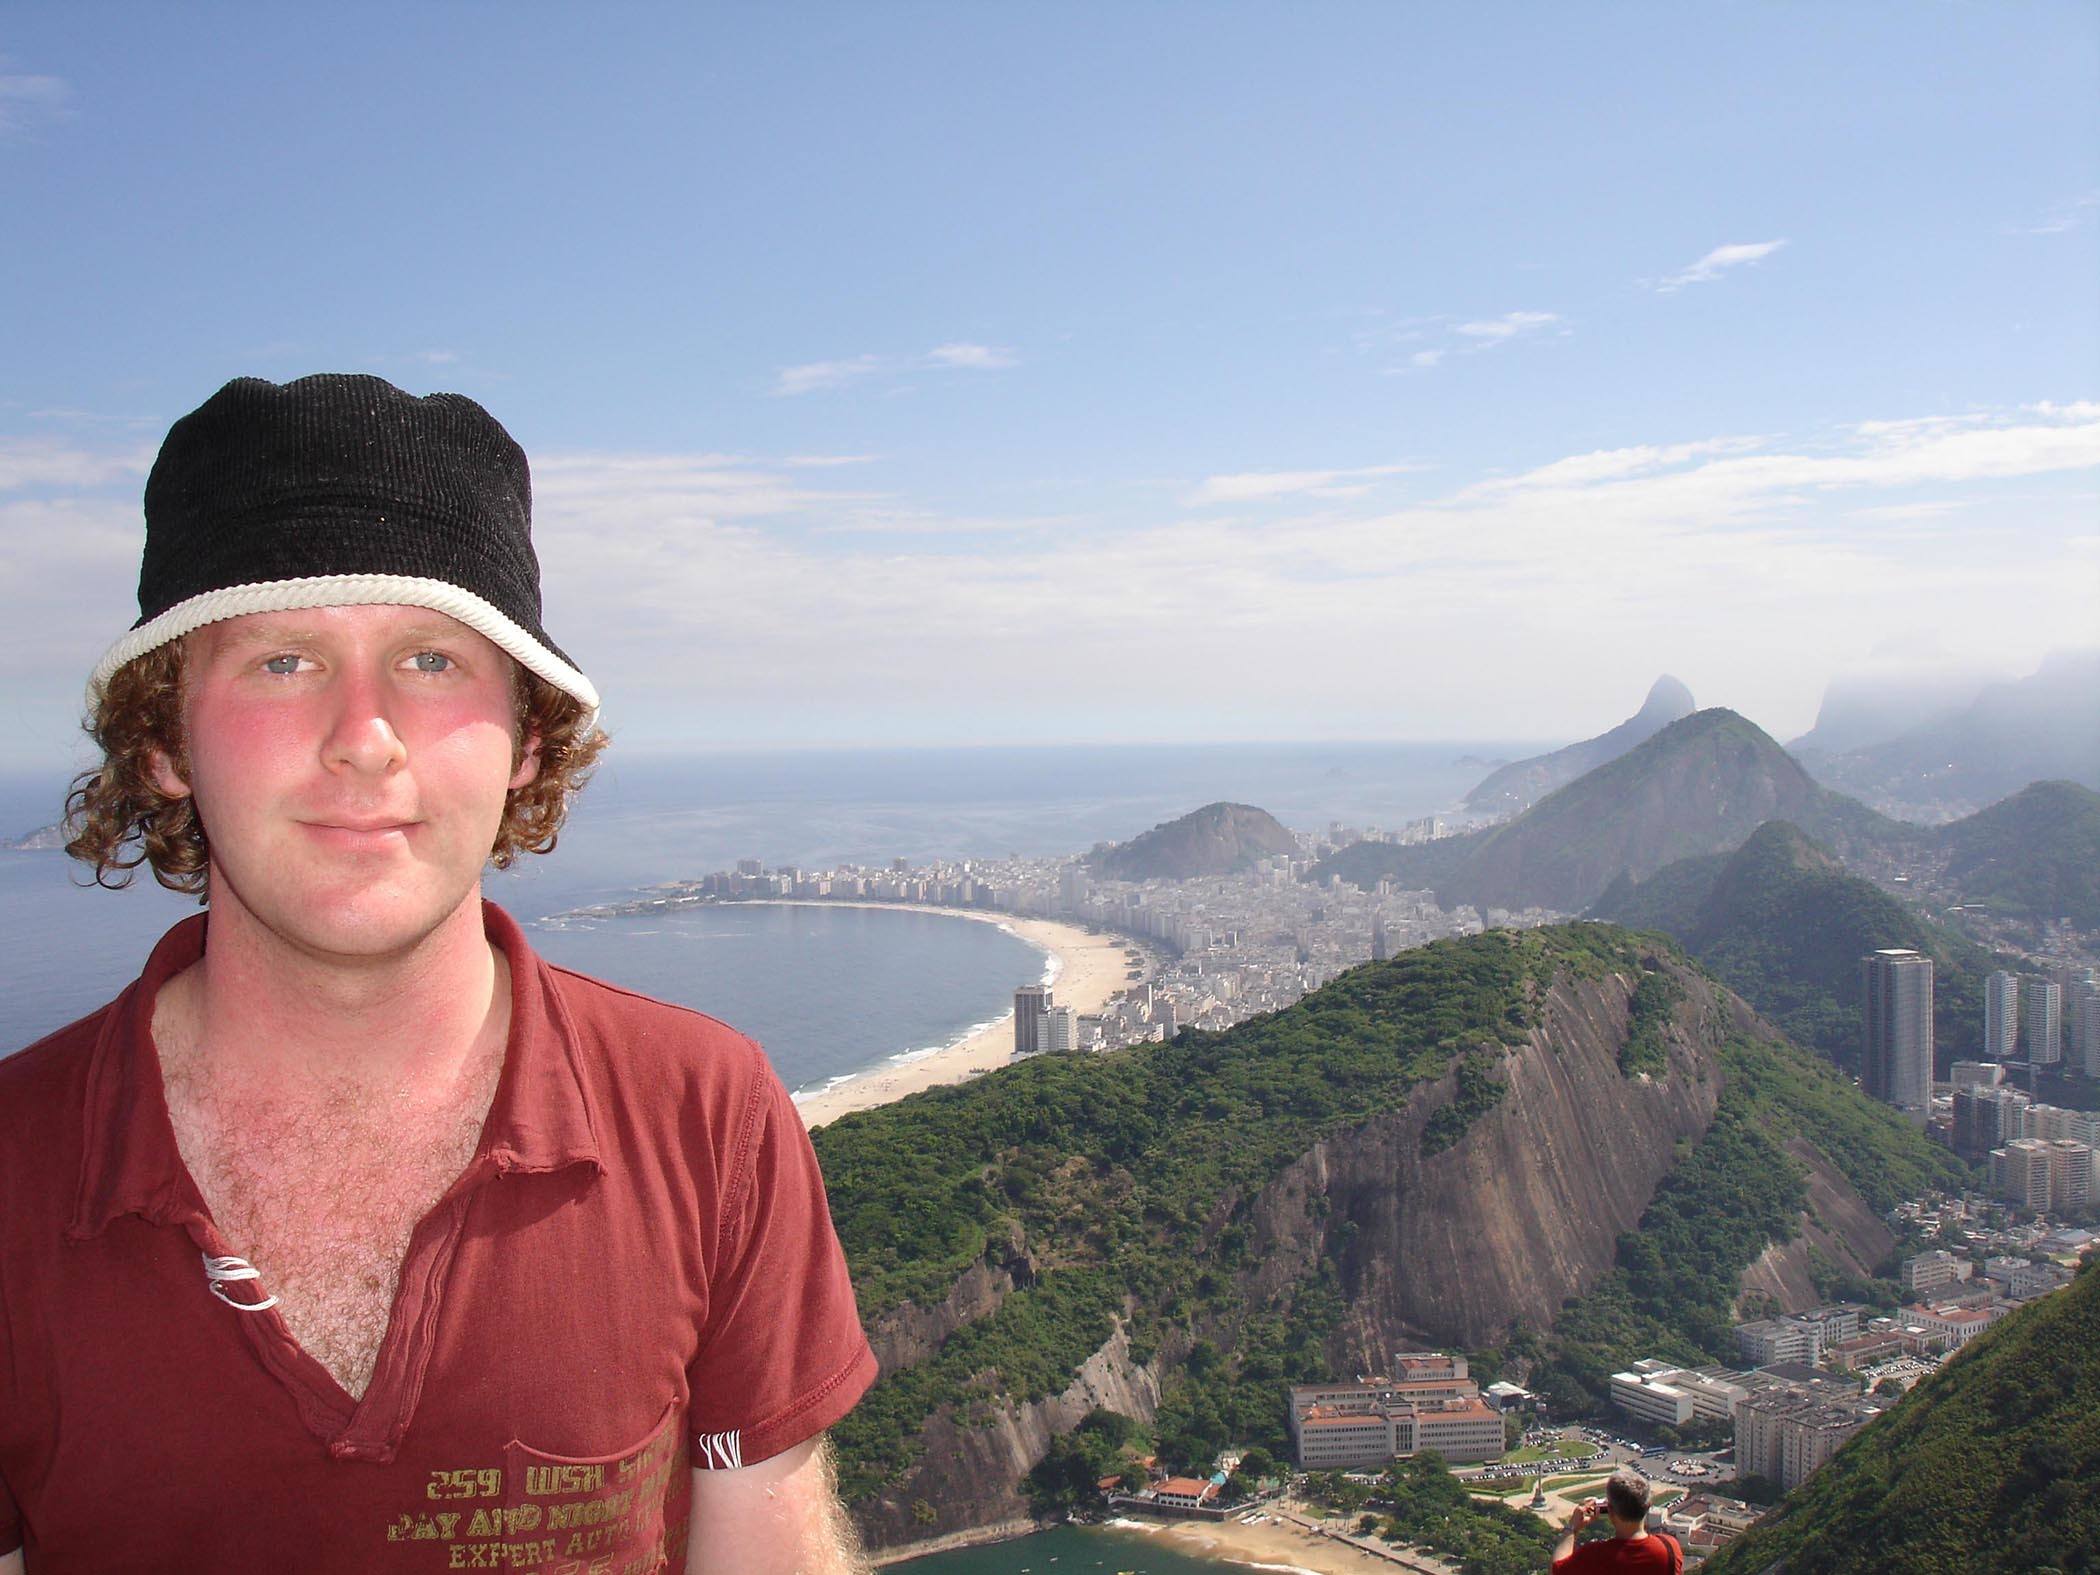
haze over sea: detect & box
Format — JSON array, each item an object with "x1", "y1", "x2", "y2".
[{"x1": 0, "y1": 740, "x2": 1536, "y2": 1091}]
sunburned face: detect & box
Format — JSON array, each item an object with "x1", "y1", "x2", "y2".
[{"x1": 153, "y1": 604, "x2": 539, "y2": 964}]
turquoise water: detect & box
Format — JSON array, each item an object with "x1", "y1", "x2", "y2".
[{"x1": 892, "y1": 1523, "x2": 1253, "y2": 1574}]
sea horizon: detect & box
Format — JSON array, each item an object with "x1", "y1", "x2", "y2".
[{"x1": 1, "y1": 739, "x2": 1527, "y2": 1083}]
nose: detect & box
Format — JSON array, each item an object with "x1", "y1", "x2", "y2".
[{"x1": 322, "y1": 667, "x2": 409, "y2": 776}]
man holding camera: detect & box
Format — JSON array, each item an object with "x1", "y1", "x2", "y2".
[{"x1": 1552, "y1": 1466, "x2": 1682, "y2": 1573}]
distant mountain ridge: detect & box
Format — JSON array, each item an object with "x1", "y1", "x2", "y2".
[
  {"x1": 1463, "y1": 674, "x2": 1696, "y2": 814},
  {"x1": 1794, "y1": 648, "x2": 2100, "y2": 814},
  {"x1": 1787, "y1": 665, "x2": 1987, "y2": 757},
  {"x1": 1320, "y1": 708, "x2": 1901, "y2": 914},
  {"x1": 1089, "y1": 801, "x2": 1298, "y2": 881}
]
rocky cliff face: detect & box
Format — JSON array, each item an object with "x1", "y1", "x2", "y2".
[
  {"x1": 855, "y1": 1319, "x2": 1162, "y2": 1550},
  {"x1": 864, "y1": 1244, "x2": 1032, "y2": 1376},
  {"x1": 1735, "y1": 1137, "x2": 1895, "y2": 1313},
  {"x1": 1222, "y1": 963, "x2": 1728, "y2": 1371}
]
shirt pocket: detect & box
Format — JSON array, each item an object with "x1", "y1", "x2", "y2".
[{"x1": 483, "y1": 1399, "x2": 687, "y2": 1575}]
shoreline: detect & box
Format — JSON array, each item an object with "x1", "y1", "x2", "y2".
[
  {"x1": 751, "y1": 900, "x2": 1145, "y2": 1129},
  {"x1": 875, "y1": 1511, "x2": 1437, "y2": 1574}
]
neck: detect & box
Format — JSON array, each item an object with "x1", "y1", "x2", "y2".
[{"x1": 158, "y1": 888, "x2": 508, "y2": 1099}]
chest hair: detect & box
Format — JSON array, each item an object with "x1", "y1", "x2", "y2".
[{"x1": 162, "y1": 1048, "x2": 503, "y2": 1400}]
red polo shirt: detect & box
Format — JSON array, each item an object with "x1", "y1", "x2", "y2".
[{"x1": 0, "y1": 903, "x2": 878, "y2": 1572}]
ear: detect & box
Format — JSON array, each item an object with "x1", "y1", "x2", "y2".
[
  {"x1": 148, "y1": 746, "x2": 193, "y2": 800},
  {"x1": 509, "y1": 734, "x2": 543, "y2": 792}
]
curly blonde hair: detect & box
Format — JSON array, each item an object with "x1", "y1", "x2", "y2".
[{"x1": 64, "y1": 641, "x2": 607, "y2": 896}]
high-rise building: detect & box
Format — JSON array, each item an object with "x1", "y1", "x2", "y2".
[
  {"x1": 1985, "y1": 971, "x2": 2020, "y2": 1061},
  {"x1": 1045, "y1": 1004, "x2": 1079, "y2": 1053},
  {"x1": 2076, "y1": 981, "x2": 2100, "y2": 1078},
  {"x1": 2022, "y1": 978, "x2": 2063, "y2": 1067},
  {"x1": 1371, "y1": 917, "x2": 1390, "y2": 963},
  {"x1": 1953, "y1": 1085, "x2": 2030, "y2": 1158},
  {"x1": 1990, "y1": 1137, "x2": 2058, "y2": 1211},
  {"x1": 1861, "y1": 949, "x2": 1934, "y2": 1123},
  {"x1": 1013, "y1": 983, "x2": 1051, "y2": 1056}
]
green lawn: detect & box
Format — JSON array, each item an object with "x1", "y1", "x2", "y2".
[{"x1": 1504, "y1": 1438, "x2": 1595, "y2": 1465}]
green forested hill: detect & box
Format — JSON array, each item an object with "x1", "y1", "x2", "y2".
[
  {"x1": 1590, "y1": 820, "x2": 2001, "y2": 1069},
  {"x1": 1528, "y1": 1010, "x2": 1968, "y2": 1413},
  {"x1": 816, "y1": 923, "x2": 1568, "y2": 1505},
  {"x1": 1701, "y1": 1260, "x2": 2100, "y2": 1575},
  {"x1": 1935, "y1": 779, "x2": 2100, "y2": 930},
  {"x1": 809, "y1": 921, "x2": 1964, "y2": 1548}
]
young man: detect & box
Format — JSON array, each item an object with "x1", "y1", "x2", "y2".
[
  {"x1": 1551, "y1": 1467, "x2": 1682, "y2": 1573},
  {"x1": 0, "y1": 375, "x2": 879, "y2": 1572}
]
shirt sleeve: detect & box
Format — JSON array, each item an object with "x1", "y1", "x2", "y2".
[
  {"x1": 685, "y1": 1063, "x2": 878, "y2": 1468},
  {"x1": 1, "y1": 1468, "x2": 19, "y2": 1556}
]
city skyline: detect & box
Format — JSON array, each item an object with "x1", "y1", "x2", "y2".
[{"x1": 2, "y1": 5, "x2": 2096, "y2": 769}]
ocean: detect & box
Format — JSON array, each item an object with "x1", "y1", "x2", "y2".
[
  {"x1": 0, "y1": 741, "x2": 1531, "y2": 1078},
  {"x1": 889, "y1": 1522, "x2": 1250, "y2": 1574}
]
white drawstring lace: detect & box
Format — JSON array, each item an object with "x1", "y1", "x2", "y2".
[{"x1": 202, "y1": 1253, "x2": 280, "y2": 1312}]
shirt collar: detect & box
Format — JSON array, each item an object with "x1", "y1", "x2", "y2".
[{"x1": 68, "y1": 899, "x2": 602, "y2": 1240}]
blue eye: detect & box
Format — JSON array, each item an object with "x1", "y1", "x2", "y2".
[
  {"x1": 263, "y1": 654, "x2": 301, "y2": 676},
  {"x1": 412, "y1": 651, "x2": 453, "y2": 674}
]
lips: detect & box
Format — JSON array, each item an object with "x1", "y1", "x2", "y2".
[{"x1": 300, "y1": 818, "x2": 419, "y2": 848}]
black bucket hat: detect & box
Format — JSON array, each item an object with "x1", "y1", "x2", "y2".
[{"x1": 90, "y1": 373, "x2": 599, "y2": 720}]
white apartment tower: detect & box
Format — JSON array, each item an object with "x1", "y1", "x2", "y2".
[
  {"x1": 1861, "y1": 949, "x2": 1934, "y2": 1123},
  {"x1": 1985, "y1": 971, "x2": 2020, "y2": 1061},
  {"x1": 2023, "y1": 977, "x2": 2063, "y2": 1067}
]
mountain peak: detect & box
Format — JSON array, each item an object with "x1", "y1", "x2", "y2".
[
  {"x1": 1091, "y1": 801, "x2": 1298, "y2": 881},
  {"x1": 1462, "y1": 674, "x2": 1698, "y2": 815},
  {"x1": 1640, "y1": 674, "x2": 1696, "y2": 719}
]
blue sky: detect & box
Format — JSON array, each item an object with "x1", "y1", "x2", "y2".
[{"x1": 3, "y1": 3, "x2": 2095, "y2": 766}]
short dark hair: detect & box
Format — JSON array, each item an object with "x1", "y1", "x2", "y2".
[{"x1": 1605, "y1": 1466, "x2": 1653, "y2": 1522}]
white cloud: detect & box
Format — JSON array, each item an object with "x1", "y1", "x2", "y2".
[
  {"x1": 784, "y1": 453, "x2": 878, "y2": 469},
  {"x1": 1655, "y1": 239, "x2": 1788, "y2": 292},
  {"x1": 1458, "y1": 437, "x2": 1766, "y2": 497},
  {"x1": 1455, "y1": 311, "x2": 1559, "y2": 340},
  {"x1": 1409, "y1": 349, "x2": 1444, "y2": 369},
  {"x1": 773, "y1": 355, "x2": 885, "y2": 397},
  {"x1": 774, "y1": 343, "x2": 1018, "y2": 396},
  {"x1": 925, "y1": 342, "x2": 1016, "y2": 370},
  {"x1": 4, "y1": 401, "x2": 2095, "y2": 755},
  {"x1": 2014, "y1": 193, "x2": 2098, "y2": 236},
  {"x1": 1185, "y1": 463, "x2": 1427, "y2": 507},
  {"x1": 531, "y1": 451, "x2": 873, "y2": 522},
  {"x1": 0, "y1": 68, "x2": 70, "y2": 138},
  {"x1": 0, "y1": 438, "x2": 150, "y2": 493}
]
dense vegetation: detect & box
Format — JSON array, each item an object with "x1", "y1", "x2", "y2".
[
  {"x1": 1304, "y1": 1456, "x2": 1559, "y2": 1575},
  {"x1": 1317, "y1": 709, "x2": 1903, "y2": 915},
  {"x1": 1591, "y1": 819, "x2": 2001, "y2": 1069},
  {"x1": 1528, "y1": 1017, "x2": 1968, "y2": 1411},
  {"x1": 817, "y1": 925, "x2": 1657, "y2": 1501},
  {"x1": 1088, "y1": 799, "x2": 1299, "y2": 880},
  {"x1": 1936, "y1": 778, "x2": 2100, "y2": 930},
  {"x1": 1701, "y1": 1259, "x2": 2100, "y2": 1575},
  {"x1": 814, "y1": 918, "x2": 1966, "y2": 1522}
]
